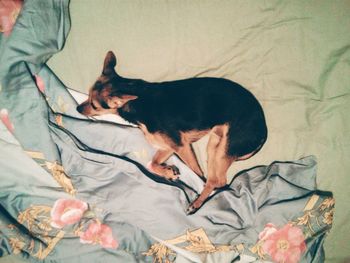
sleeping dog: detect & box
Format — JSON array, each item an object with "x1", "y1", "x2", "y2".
[{"x1": 77, "y1": 51, "x2": 267, "y2": 214}]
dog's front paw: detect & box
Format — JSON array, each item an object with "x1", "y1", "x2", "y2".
[{"x1": 147, "y1": 162, "x2": 180, "y2": 180}]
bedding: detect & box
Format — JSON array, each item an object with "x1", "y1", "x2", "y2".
[{"x1": 0, "y1": 0, "x2": 349, "y2": 262}]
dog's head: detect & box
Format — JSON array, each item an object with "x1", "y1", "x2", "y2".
[{"x1": 76, "y1": 51, "x2": 138, "y2": 116}]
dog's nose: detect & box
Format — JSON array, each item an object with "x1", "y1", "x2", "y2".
[{"x1": 76, "y1": 104, "x2": 84, "y2": 113}]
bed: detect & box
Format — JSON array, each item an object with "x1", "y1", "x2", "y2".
[{"x1": 0, "y1": 0, "x2": 349, "y2": 262}]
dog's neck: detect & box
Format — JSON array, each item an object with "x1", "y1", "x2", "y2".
[{"x1": 112, "y1": 77, "x2": 148, "y2": 97}]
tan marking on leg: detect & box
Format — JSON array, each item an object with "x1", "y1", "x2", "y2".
[
  {"x1": 139, "y1": 124, "x2": 180, "y2": 179},
  {"x1": 152, "y1": 149, "x2": 174, "y2": 165},
  {"x1": 139, "y1": 124, "x2": 176, "y2": 150},
  {"x1": 189, "y1": 124, "x2": 234, "y2": 211}
]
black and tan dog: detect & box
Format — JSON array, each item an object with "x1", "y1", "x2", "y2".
[{"x1": 77, "y1": 51, "x2": 267, "y2": 214}]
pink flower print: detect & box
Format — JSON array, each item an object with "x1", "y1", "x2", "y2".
[
  {"x1": 0, "y1": 0, "x2": 23, "y2": 36},
  {"x1": 35, "y1": 75, "x2": 45, "y2": 93},
  {"x1": 0, "y1": 109, "x2": 14, "y2": 133},
  {"x1": 259, "y1": 223, "x2": 278, "y2": 241},
  {"x1": 50, "y1": 198, "x2": 88, "y2": 229},
  {"x1": 80, "y1": 221, "x2": 118, "y2": 249},
  {"x1": 262, "y1": 224, "x2": 306, "y2": 263}
]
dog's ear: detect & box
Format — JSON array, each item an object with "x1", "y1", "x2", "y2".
[
  {"x1": 111, "y1": 94, "x2": 138, "y2": 108},
  {"x1": 102, "y1": 51, "x2": 117, "y2": 75}
]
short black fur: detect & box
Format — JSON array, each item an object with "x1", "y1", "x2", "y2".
[{"x1": 112, "y1": 75, "x2": 268, "y2": 157}]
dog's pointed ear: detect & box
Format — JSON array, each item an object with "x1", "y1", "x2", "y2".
[
  {"x1": 111, "y1": 94, "x2": 138, "y2": 108},
  {"x1": 102, "y1": 51, "x2": 117, "y2": 75}
]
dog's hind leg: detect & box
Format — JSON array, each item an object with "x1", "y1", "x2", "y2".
[{"x1": 187, "y1": 124, "x2": 234, "y2": 214}]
